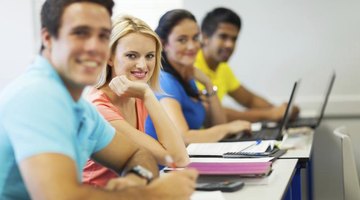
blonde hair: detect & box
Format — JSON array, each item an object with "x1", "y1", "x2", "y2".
[{"x1": 95, "y1": 15, "x2": 162, "y2": 91}]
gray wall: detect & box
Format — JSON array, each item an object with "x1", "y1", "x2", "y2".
[
  {"x1": 184, "y1": 0, "x2": 360, "y2": 116},
  {"x1": 184, "y1": 1, "x2": 360, "y2": 199}
]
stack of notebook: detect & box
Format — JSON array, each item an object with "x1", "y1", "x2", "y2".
[{"x1": 186, "y1": 157, "x2": 272, "y2": 177}]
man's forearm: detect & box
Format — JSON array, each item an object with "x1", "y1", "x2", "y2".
[
  {"x1": 250, "y1": 96, "x2": 273, "y2": 109},
  {"x1": 121, "y1": 148, "x2": 159, "y2": 177},
  {"x1": 225, "y1": 107, "x2": 270, "y2": 122},
  {"x1": 78, "y1": 183, "x2": 149, "y2": 200}
]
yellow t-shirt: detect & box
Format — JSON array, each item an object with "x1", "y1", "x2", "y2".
[{"x1": 195, "y1": 50, "x2": 240, "y2": 100}]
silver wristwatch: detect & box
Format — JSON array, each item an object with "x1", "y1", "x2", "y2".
[{"x1": 127, "y1": 165, "x2": 153, "y2": 183}]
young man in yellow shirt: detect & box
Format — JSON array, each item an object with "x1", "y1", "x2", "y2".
[{"x1": 195, "y1": 7, "x2": 298, "y2": 122}]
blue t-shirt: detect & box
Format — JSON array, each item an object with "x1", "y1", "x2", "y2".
[
  {"x1": 145, "y1": 71, "x2": 205, "y2": 140},
  {"x1": 0, "y1": 56, "x2": 115, "y2": 199}
]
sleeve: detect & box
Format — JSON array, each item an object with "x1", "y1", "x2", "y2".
[
  {"x1": 224, "y1": 65, "x2": 241, "y2": 92},
  {"x1": 157, "y1": 74, "x2": 184, "y2": 104},
  {"x1": 94, "y1": 103, "x2": 124, "y2": 122},
  {"x1": 89, "y1": 93, "x2": 124, "y2": 122},
  {"x1": 2, "y1": 82, "x2": 76, "y2": 162},
  {"x1": 84, "y1": 102, "x2": 115, "y2": 153}
]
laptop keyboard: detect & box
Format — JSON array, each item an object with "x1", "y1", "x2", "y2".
[{"x1": 240, "y1": 129, "x2": 281, "y2": 141}]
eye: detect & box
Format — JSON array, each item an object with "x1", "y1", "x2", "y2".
[
  {"x1": 146, "y1": 53, "x2": 155, "y2": 60},
  {"x1": 126, "y1": 54, "x2": 137, "y2": 59},
  {"x1": 193, "y1": 34, "x2": 200, "y2": 42},
  {"x1": 99, "y1": 32, "x2": 110, "y2": 41},
  {"x1": 231, "y1": 36, "x2": 238, "y2": 42},
  {"x1": 177, "y1": 37, "x2": 188, "y2": 44},
  {"x1": 73, "y1": 29, "x2": 90, "y2": 38},
  {"x1": 218, "y1": 34, "x2": 228, "y2": 41}
]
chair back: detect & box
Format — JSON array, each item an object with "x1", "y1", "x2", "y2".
[{"x1": 333, "y1": 126, "x2": 360, "y2": 200}]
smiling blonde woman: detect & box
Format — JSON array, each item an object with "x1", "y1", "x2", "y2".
[{"x1": 82, "y1": 15, "x2": 189, "y2": 188}]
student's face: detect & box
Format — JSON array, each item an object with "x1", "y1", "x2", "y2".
[
  {"x1": 203, "y1": 23, "x2": 239, "y2": 62},
  {"x1": 45, "y1": 2, "x2": 111, "y2": 88},
  {"x1": 110, "y1": 33, "x2": 157, "y2": 83},
  {"x1": 164, "y1": 19, "x2": 200, "y2": 68}
]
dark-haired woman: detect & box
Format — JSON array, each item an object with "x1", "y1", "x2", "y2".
[{"x1": 145, "y1": 9, "x2": 251, "y2": 144}]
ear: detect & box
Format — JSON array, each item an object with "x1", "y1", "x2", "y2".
[{"x1": 41, "y1": 28, "x2": 52, "y2": 50}]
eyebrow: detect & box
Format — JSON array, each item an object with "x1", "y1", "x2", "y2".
[
  {"x1": 125, "y1": 51, "x2": 156, "y2": 54},
  {"x1": 71, "y1": 25, "x2": 111, "y2": 34}
]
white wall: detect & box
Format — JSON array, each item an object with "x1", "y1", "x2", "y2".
[
  {"x1": 3, "y1": 0, "x2": 359, "y2": 117},
  {"x1": 184, "y1": 0, "x2": 360, "y2": 116},
  {"x1": 0, "y1": 0, "x2": 182, "y2": 92},
  {"x1": 0, "y1": 0, "x2": 36, "y2": 91},
  {"x1": 113, "y1": 0, "x2": 182, "y2": 29}
]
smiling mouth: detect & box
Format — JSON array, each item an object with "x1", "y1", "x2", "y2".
[
  {"x1": 131, "y1": 71, "x2": 148, "y2": 79},
  {"x1": 80, "y1": 60, "x2": 100, "y2": 68}
]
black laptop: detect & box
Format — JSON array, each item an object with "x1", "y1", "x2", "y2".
[
  {"x1": 287, "y1": 71, "x2": 335, "y2": 129},
  {"x1": 221, "y1": 80, "x2": 300, "y2": 142}
]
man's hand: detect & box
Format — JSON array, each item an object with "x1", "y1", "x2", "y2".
[
  {"x1": 146, "y1": 169, "x2": 198, "y2": 200},
  {"x1": 105, "y1": 173, "x2": 147, "y2": 191},
  {"x1": 268, "y1": 103, "x2": 288, "y2": 122},
  {"x1": 109, "y1": 75, "x2": 150, "y2": 99}
]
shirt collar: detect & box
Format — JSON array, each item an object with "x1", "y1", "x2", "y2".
[{"x1": 32, "y1": 55, "x2": 85, "y2": 108}]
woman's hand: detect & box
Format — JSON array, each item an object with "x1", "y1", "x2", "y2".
[
  {"x1": 224, "y1": 120, "x2": 252, "y2": 136},
  {"x1": 193, "y1": 68, "x2": 212, "y2": 89},
  {"x1": 109, "y1": 75, "x2": 151, "y2": 99}
]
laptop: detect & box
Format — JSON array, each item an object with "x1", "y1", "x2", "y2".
[
  {"x1": 221, "y1": 80, "x2": 300, "y2": 142},
  {"x1": 287, "y1": 71, "x2": 335, "y2": 129}
]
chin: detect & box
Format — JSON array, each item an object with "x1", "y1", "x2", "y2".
[
  {"x1": 132, "y1": 78, "x2": 149, "y2": 83},
  {"x1": 219, "y1": 57, "x2": 230, "y2": 62},
  {"x1": 77, "y1": 77, "x2": 98, "y2": 87}
]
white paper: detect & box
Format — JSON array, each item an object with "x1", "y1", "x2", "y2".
[
  {"x1": 191, "y1": 191, "x2": 225, "y2": 200},
  {"x1": 187, "y1": 141, "x2": 256, "y2": 156},
  {"x1": 190, "y1": 157, "x2": 273, "y2": 163},
  {"x1": 187, "y1": 140, "x2": 275, "y2": 156}
]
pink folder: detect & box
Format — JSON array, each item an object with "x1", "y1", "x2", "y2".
[{"x1": 187, "y1": 161, "x2": 272, "y2": 176}]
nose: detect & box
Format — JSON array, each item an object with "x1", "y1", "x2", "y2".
[
  {"x1": 187, "y1": 40, "x2": 199, "y2": 51},
  {"x1": 136, "y1": 57, "x2": 147, "y2": 69},
  {"x1": 224, "y1": 38, "x2": 235, "y2": 49},
  {"x1": 85, "y1": 37, "x2": 104, "y2": 55}
]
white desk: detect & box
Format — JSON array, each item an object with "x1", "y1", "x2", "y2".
[
  {"x1": 193, "y1": 159, "x2": 298, "y2": 200},
  {"x1": 280, "y1": 131, "x2": 314, "y2": 161}
]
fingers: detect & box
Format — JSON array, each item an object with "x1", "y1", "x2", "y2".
[
  {"x1": 105, "y1": 179, "x2": 118, "y2": 191},
  {"x1": 105, "y1": 178, "x2": 136, "y2": 191},
  {"x1": 177, "y1": 168, "x2": 199, "y2": 181},
  {"x1": 109, "y1": 75, "x2": 129, "y2": 96}
]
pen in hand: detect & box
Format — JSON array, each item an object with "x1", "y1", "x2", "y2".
[{"x1": 165, "y1": 155, "x2": 177, "y2": 168}]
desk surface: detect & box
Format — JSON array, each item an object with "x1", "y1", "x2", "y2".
[
  {"x1": 280, "y1": 131, "x2": 314, "y2": 161},
  {"x1": 193, "y1": 159, "x2": 298, "y2": 200}
]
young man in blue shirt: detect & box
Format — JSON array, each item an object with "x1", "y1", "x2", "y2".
[{"x1": 0, "y1": 0, "x2": 197, "y2": 199}]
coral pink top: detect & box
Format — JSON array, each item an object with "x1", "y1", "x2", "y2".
[{"x1": 82, "y1": 88, "x2": 147, "y2": 187}]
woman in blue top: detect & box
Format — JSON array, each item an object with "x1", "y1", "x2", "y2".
[{"x1": 145, "y1": 9, "x2": 251, "y2": 144}]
